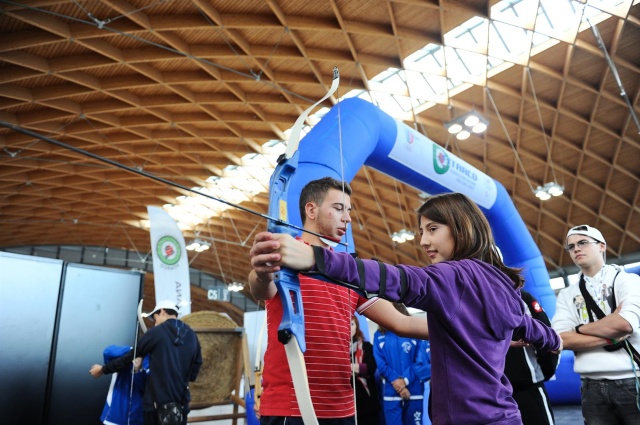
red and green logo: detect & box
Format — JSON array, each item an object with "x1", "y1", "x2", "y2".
[
  {"x1": 433, "y1": 146, "x2": 450, "y2": 174},
  {"x1": 156, "y1": 236, "x2": 181, "y2": 266}
]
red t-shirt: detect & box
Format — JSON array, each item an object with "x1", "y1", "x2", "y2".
[{"x1": 259, "y1": 273, "x2": 377, "y2": 418}]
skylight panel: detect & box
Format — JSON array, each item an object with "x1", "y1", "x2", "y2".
[
  {"x1": 492, "y1": 0, "x2": 537, "y2": 31},
  {"x1": 445, "y1": 47, "x2": 488, "y2": 86},
  {"x1": 369, "y1": 91, "x2": 407, "y2": 117},
  {"x1": 262, "y1": 139, "x2": 286, "y2": 158},
  {"x1": 531, "y1": 0, "x2": 583, "y2": 43},
  {"x1": 405, "y1": 70, "x2": 444, "y2": 98},
  {"x1": 393, "y1": 95, "x2": 417, "y2": 114},
  {"x1": 489, "y1": 20, "x2": 533, "y2": 65},
  {"x1": 404, "y1": 45, "x2": 446, "y2": 77},
  {"x1": 445, "y1": 16, "x2": 489, "y2": 55},
  {"x1": 586, "y1": 0, "x2": 635, "y2": 18},
  {"x1": 371, "y1": 68, "x2": 406, "y2": 93}
]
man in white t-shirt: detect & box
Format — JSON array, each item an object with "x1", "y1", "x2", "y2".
[{"x1": 552, "y1": 225, "x2": 640, "y2": 424}]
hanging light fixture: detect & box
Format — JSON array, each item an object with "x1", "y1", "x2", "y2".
[
  {"x1": 227, "y1": 281, "x2": 244, "y2": 292},
  {"x1": 391, "y1": 229, "x2": 416, "y2": 243},
  {"x1": 389, "y1": 179, "x2": 416, "y2": 244},
  {"x1": 444, "y1": 111, "x2": 488, "y2": 140},
  {"x1": 534, "y1": 182, "x2": 564, "y2": 201},
  {"x1": 186, "y1": 238, "x2": 211, "y2": 252}
]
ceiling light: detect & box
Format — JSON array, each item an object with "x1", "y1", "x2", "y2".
[
  {"x1": 534, "y1": 189, "x2": 551, "y2": 201},
  {"x1": 445, "y1": 111, "x2": 488, "y2": 140},
  {"x1": 547, "y1": 183, "x2": 564, "y2": 197},
  {"x1": 464, "y1": 115, "x2": 480, "y2": 127},
  {"x1": 186, "y1": 238, "x2": 211, "y2": 252},
  {"x1": 534, "y1": 182, "x2": 564, "y2": 201},
  {"x1": 447, "y1": 123, "x2": 463, "y2": 134},
  {"x1": 391, "y1": 229, "x2": 416, "y2": 244},
  {"x1": 456, "y1": 130, "x2": 471, "y2": 140},
  {"x1": 471, "y1": 122, "x2": 487, "y2": 133},
  {"x1": 227, "y1": 281, "x2": 244, "y2": 292}
]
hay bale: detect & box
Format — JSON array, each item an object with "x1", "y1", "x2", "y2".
[{"x1": 182, "y1": 311, "x2": 243, "y2": 408}]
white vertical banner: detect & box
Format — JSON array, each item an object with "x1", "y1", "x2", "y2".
[{"x1": 147, "y1": 206, "x2": 191, "y2": 316}]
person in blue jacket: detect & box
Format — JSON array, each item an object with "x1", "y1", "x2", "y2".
[
  {"x1": 98, "y1": 345, "x2": 148, "y2": 425},
  {"x1": 374, "y1": 302, "x2": 431, "y2": 425},
  {"x1": 91, "y1": 300, "x2": 202, "y2": 425}
]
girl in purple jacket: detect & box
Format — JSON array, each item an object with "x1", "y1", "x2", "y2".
[{"x1": 250, "y1": 192, "x2": 562, "y2": 425}]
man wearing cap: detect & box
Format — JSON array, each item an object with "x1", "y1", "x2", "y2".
[
  {"x1": 552, "y1": 225, "x2": 640, "y2": 423},
  {"x1": 90, "y1": 300, "x2": 202, "y2": 425}
]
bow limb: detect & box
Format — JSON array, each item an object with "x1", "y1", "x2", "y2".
[
  {"x1": 266, "y1": 68, "x2": 340, "y2": 425},
  {"x1": 137, "y1": 299, "x2": 148, "y2": 334},
  {"x1": 253, "y1": 315, "x2": 267, "y2": 413},
  {"x1": 284, "y1": 67, "x2": 340, "y2": 160}
]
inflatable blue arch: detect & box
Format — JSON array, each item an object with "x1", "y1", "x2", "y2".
[{"x1": 284, "y1": 97, "x2": 580, "y2": 404}]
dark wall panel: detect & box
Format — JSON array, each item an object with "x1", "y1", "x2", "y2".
[
  {"x1": 46, "y1": 263, "x2": 142, "y2": 425},
  {"x1": 0, "y1": 252, "x2": 63, "y2": 425}
]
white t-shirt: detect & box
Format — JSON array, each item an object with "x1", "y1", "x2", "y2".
[{"x1": 552, "y1": 264, "x2": 640, "y2": 379}]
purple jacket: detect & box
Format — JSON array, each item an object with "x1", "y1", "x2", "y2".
[{"x1": 315, "y1": 250, "x2": 561, "y2": 425}]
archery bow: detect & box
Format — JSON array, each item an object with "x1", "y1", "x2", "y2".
[{"x1": 266, "y1": 67, "x2": 340, "y2": 425}]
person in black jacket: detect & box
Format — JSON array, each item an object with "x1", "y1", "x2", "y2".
[
  {"x1": 90, "y1": 300, "x2": 202, "y2": 425},
  {"x1": 350, "y1": 315, "x2": 381, "y2": 425},
  {"x1": 505, "y1": 290, "x2": 559, "y2": 425}
]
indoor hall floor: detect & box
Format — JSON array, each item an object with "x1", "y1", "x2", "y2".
[
  {"x1": 189, "y1": 403, "x2": 585, "y2": 424},
  {"x1": 553, "y1": 404, "x2": 583, "y2": 425}
]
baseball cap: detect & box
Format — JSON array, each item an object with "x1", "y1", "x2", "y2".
[
  {"x1": 566, "y1": 225, "x2": 606, "y2": 244},
  {"x1": 142, "y1": 299, "x2": 178, "y2": 320}
]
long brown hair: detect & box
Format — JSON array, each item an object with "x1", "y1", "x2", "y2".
[
  {"x1": 351, "y1": 315, "x2": 365, "y2": 342},
  {"x1": 416, "y1": 192, "x2": 523, "y2": 288}
]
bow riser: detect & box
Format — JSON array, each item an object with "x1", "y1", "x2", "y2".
[{"x1": 267, "y1": 151, "x2": 307, "y2": 352}]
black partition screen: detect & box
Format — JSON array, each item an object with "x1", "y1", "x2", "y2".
[{"x1": 0, "y1": 252, "x2": 143, "y2": 425}]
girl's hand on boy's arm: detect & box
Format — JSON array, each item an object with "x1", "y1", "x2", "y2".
[
  {"x1": 551, "y1": 331, "x2": 563, "y2": 354},
  {"x1": 509, "y1": 339, "x2": 530, "y2": 348}
]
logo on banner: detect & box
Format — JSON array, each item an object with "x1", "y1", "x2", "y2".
[
  {"x1": 433, "y1": 146, "x2": 450, "y2": 174},
  {"x1": 156, "y1": 235, "x2": 182, "y2": 266},
  {"x1": 403, "y1": 131, "x2": 415, "y2": 152}
]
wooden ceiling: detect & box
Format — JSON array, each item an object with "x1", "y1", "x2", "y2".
[{"x1": 1, "y1": 0, "x2": 639, "y2": 305}]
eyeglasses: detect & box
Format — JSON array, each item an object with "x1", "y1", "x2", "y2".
[{"x1": 565, "y1": 240, "x2": 600, "y2": 252}]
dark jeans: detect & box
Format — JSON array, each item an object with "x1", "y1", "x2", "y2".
[
  {"x1": 581, "y1": 377, "x2": 640, "y2": 424},
  {"x1": 260, "y1": 416, "x2": 355, "y2": 425}
]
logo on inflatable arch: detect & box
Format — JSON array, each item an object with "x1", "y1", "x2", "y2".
[
  {"x1": 433, "y1": 145, "x2": 450, "y2": 174},
  {"x1": 402, "y1": 130, "x2": 415, "y2": 152},
  {"x1": 156, "y1": 235, "x2": 181, "y2": 266}
]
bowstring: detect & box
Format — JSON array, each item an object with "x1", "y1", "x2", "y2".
[
  {"x1": 335, "y1": 73, "x2": 359, "y2": 424},
  {"x1": 128, "y1": 309, "x2": 141, "y2": 425}
]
